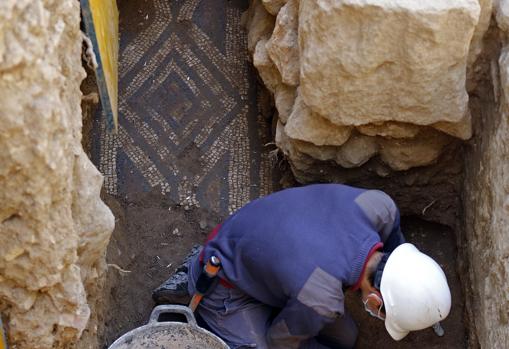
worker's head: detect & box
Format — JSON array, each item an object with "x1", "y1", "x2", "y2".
[{"x1": 378, "y1": 243, "x2": 451, "y2": 340}]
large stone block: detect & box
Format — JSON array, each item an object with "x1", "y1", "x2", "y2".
[
  {"x1": 0, "y1": 1, "x2": 114, "y2": 347},
  {"x1": 299, "y1": 0, "x2": 481, "y2": 126}
]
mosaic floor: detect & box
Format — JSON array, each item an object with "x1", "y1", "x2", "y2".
[{"x1": 92, "y1": 0, "x2": 276, "y2": 215}]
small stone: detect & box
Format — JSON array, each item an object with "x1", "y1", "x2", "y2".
[{"x1": 172, "y1": 228, "x2": 181, "y2": 236}]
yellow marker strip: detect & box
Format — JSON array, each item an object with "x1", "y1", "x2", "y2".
[
  {"x1": 81, "y1": 0, "x2": 119, "y2": 132},
  {"x1": 0, "y1": 318, "x2": 8, "y2": 349}
]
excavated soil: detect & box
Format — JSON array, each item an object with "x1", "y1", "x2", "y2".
[
  {"x1": 95, "y1": 0, "x2": 468, "y2": 348},
  {"x1": 99, "y1": 191, "x2": 222, "y2": 346}
]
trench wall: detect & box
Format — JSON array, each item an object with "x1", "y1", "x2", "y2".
[
  {"x1": 462, "y1": 3, "x2": 509, "y2": 347},
  {"x1": 249, "y1": 0, "x2": 509, "y2": 347},
  {"x1": 0, "y1": 1, "x2": 114, "y2": 348}
]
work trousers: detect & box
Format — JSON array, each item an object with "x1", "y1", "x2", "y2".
[{"x1": 188, "y1": 255, "x2": 358, "y2": 349}]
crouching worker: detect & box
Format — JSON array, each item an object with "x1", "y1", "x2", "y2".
[{"x1": 153, "y1": 184, "x2": 451, "y2": 348}]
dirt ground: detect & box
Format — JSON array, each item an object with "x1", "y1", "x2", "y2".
[{"x1": 99, "y1": 190, "x2": 223, "y2": 347}]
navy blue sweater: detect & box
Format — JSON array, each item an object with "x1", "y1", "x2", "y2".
[{"x1": 196, "y1": 184, "x2": 404, "y2": 347}]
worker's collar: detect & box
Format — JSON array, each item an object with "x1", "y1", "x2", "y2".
[
  {"x1": 350, "y1": 241, "x2": 383, "y2": 291},
  {"x1": 373, "y1": 252, "x2": 390, "y2": 290}
]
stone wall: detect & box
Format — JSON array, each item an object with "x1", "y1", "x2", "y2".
[
  {"x1": 246, "y1": 0, "x2": 483, "y2": 178},
  {"x1": 244, "y1": 0, "x2": 492, "y2": 225},
  {"x1": 462, "y1": 2, "x2": 509, "y2": 347},
  {"x1": 0, "y1": 1, "x2": 114, "y2": 348}
]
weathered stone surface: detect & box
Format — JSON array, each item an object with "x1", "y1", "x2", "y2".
[
  {"x1": 245, "y1": 0, "x2": 275, "y2": 54},
  {"x1": 262, "y1": 0, "x2": 288, "y2": 15},
  {"x1": 357, "y1": 122, "x2": 420, "y2": 139},
  {"x1": 335, "y1": 134, "x2": 378, "y2": 168},
  {"x1": 467, "y1": 0, "x2": 493, "y2": 70},
  {"x1": 274, "y1": 84, "x2": 296, "y2": 124},
  {"x1": 285, "y1": 91, "x2": 352, "y2": 146},
  {"x1": 253, "y1": 38, "x2": 281, "y2": 93},
  {"x1": 276, "y1": 120, "x2": 315, "y2": 173},
  {"x1": 292, "y1": 139, "x2": 337, "y2": 162},
  {"x1": 299, "y1": 0, "x2": 480, "y2": 126},
  {"x1": 495, "y1": 0, "x2": 509, "y2": 32},
  {"x1": 379, "y1": 130, "x2": 452, "y2": 171},
  {"x1": 463, "y1": 39, "x2": 509, "y2": 349},
  {"x1": 432, "y1": 112, "x2": 473, "y2": 140},
  {"x1": 267, "y1": 0, "x2": 299, "y2": 86},
  {"x1": 0, "y1": 1, "x2": 114, "y2": 348}
]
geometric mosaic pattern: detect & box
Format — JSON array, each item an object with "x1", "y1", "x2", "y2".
[{"x1": 92, "y1": 0, "x2": 276, "y2": 215}]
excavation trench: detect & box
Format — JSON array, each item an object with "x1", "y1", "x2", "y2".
[{"x1": 85, "y1": 1, "x2": 501, "y2": 348}]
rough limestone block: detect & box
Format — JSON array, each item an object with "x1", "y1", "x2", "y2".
[
  {"x1": 335, "y1": 134, "x2": 378, "y2": 168},
  {"x1": 299, "y1": 0, "x2": 481, "y2": 126},
  {"x1": 285, "y1": 90, "x2": 352, "y2": 146},
  {"x1": 0, "y1": 1, "x2": 114, "y2": 348},
  {"x1": 432, "y1": 112, "x2": 472, "y2": 140},
  {"x1": 274, "y1": 84, "x2": 296, "y2": 123},
  {"x1": 262, "y1": 0, "x2": 289, "y2": 15},
  {"x1": 245, "y1": 0, "x2": 275, "y2": 54},
  {"x1": 267, "y1": 0, "x2": 299, "y2": 86},
  {"x1": 253, "y1": 38, "x2": 282, "y2": 93},
  {"x1": 378, "y1": 130, "x2": 452, "y2": 171},
  {"x1": 357, "y1": 122, "x2": 420, "y2": 139},
  {"x1": 293, "y1": 139, "x2": 337, "y2": 162},
  {"x1": 278, "y1": 118, "x2": 378, "y2": 169}
]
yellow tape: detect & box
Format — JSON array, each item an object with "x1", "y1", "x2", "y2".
[
  {"x1": 83, "y1": 0, "x2": 119, "y2": 131},
  {"x1": 0, "y1": 318, "x2": 7, "y2": 349}
]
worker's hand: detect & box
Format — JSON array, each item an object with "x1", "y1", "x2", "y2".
[{"x1": 363, "y1": 292, "x2": 386, "y2": 321}]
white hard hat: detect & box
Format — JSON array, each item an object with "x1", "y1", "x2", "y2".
[{"x1": 380, "y1": 243, "x2": 451, "y2": 341}]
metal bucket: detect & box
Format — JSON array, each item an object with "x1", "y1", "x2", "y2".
[{"x1": 108, "y1": 305, "x2": 228, "y2": 349}]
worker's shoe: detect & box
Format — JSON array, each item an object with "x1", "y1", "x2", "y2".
[
  {"x1": 152, "y1": 244, "x2": 202, "y2": 305},
  {"x1": 152, "y1": 271, "x2": 191, "y2": 305}
]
